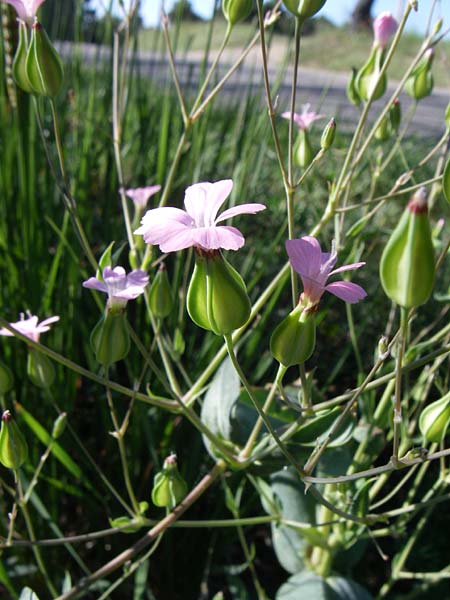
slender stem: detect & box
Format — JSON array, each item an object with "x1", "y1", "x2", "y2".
[
  {"x1": 56, "y1": 461, "x2": 226, "y2": 600},
  {"x1": 288, "y1": 17, "x2": 303, "y2": 187},
  {"x1": 23, "y1": 440, "x2": 55, "y2": 504},
  {"x1": 105, "y1": 372, "x2": 141, "y2": 515},
  {"x1": 161, "y1": 10, "x2": 189, "y2": 124},
  {"x1": 392, "y1": 308, "x2": 409, "y2": 464}
]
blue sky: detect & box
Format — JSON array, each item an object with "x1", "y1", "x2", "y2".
[{"x1": 94, "y1": 1, "x2": 450, "y2": 34}]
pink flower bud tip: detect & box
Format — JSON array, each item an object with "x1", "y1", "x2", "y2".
[{"x1": 373, "y1": 12, "x2": 398, "y2": 48}]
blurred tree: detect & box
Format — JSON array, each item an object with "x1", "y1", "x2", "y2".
[
  {"x1": 352, "y1": 0, "x2": 375, "y2": 28},
  {"x1": 168, "y1": 0, "x2": 203, "y2": 22},
  {"x1": 41, "y1": 0, "x2": 94, "y2": 41}
]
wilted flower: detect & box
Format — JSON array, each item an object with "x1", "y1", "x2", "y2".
[
  {"x1": 287, "y1": 236, "x2": 367, "y2": 307},
  {"x1": 1, "y1": 0, "x2": 45, "y2": 23},
  {"x1": 0, "y1": 313, "x2": 59, "y2": 343},
  {"x1": 83, "y1": 266, "x2": 149, "y2": 310},
  {"x1": 281, "y1": 103, "x2": 324, "y2": 131},
  {"x1": 126, "y1": 185, "x2": 161, "y2": 211},
  {"x1": 373, "y1": 12, "x2": 398, "y2": 48},
  {"x1": 134, "y1": 179, "x2": 266, "y2": 252}
]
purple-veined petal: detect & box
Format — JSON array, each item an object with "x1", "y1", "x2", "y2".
[
  {"x1": 192, "y1": 225, "x2": 244, "y2": 251},
  {"x1": 127, "y1": 270, "x2": 149, "y2": 287},
  {"x1": 325, "y1": 281, "x2": 367, "y2": 303},
  {"x1": 215, "y1": 203, "x2": 266, "y2": 224},
  {"x1": 82, "y1": 278, "x2": 108, "y2": 294},
  {"x1": 286, "y1": 237, "x2": 323, "y2": 278},
  {"x1": 329, "y1": 261, "x2": 366, "y2": 276},
  {"x1": 103, "y1": 266, "x2": 126, "y2": 281}
]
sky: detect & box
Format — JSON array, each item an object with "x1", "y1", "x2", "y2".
[{"x1": 93, "y1": 0, "x2": 450, "y2": 34}]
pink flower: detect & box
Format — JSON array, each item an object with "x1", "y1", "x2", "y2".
[
  {"x1": 286, "y1": 236, "x2": 367, "y2": 306},
  {"x1": 1, "y1": 0, "x2": 46, "y2": 23},
  {"x1": 83, "y1": 267, "x2": 149, "y2": 309},
  {"x1": 373, "y1": 12, "x2": 398, "y2": 48},
  {"x1": 0, "y1": 313, "x2": 59, "y2": 343},
  {"x1": 134, "y1": 179, "x2": 266, "y2": 252},
  {"x1": 126, "y1": 185, "x2": 161, "y2": 211},
  {"x1": 281, "y1": 104, "x2": 324, "y2": 130}
]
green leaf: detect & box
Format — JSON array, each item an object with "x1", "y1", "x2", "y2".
[
  {"x1": 270, "y1": 467, "x2": 316, "y2": 574},
  {"x1": 276, "y1": 572, "x2": 373, "y2": 600},
  {"x1": 201, "y1": 356, "x2": 240, "y2": 456},
  {"x1": 109, "y1": 516, "x2": 144, "y2": 534}
]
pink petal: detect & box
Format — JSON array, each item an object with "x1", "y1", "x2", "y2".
[
  {"x1": 38, "y1": 316, "x2": 60, "y2": 329},
  {"x1": 184, "y1": 180, "x2": 233, "y2": 227},
  {"x1": 286, "y1": 237, "x2": 323, "y2": 278},
  {"x1": 329, "y1": 262, "x2": 366, "y2": 276},
  {"x1": 115, "y1": 286, "x2": 146, "y2": 300},
  {"x1": 159, "y1": 228, "x2": 197, "y2": 252},
  {"x1": 215, "y1": 203, "x2": 266, "y2": 224},
  {"x1": 127, "y1": 270, "x2": 149, "y2": 287},
  {"x1": 325, "y1": 281, "x2": 367, "y2": 303},
  {"x1": 83, "y1": 277, "x2": 108, "y2": 294},
  {"x1": 192, "y1": 226, "x2": 244, "y2": 251}
]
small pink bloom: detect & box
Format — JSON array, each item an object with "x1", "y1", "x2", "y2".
[
  {"x1": 0, "y1": 313, "x2": 59, "y2": 343},
  {"x1": 281, "y1": 104, "x2": 324, "y2": 130},
  {"x1": 126, "y1": 185, "x2": 161, "y2": 211},
  {"x1": 83, "y1": 266, "x2": 149, "y2": 309},
  {"x1": 134, "y1": 179, "x2": 266, "y2": 252},
  {"x1": 286, "y1": 236, "x2": 367, "y2": 307},
  {"x1": 373, "y1": 12, "x2": 398, "y2": 48},
  {"x1": 1, "y1": 0, "x2": 46, "y2": 23}
]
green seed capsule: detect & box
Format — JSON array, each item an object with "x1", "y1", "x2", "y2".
[
  {"x1": 149, "y1": 263, "x2": 174, "y2": 319},
  {"x1": 419, "y1": 392, "x2": 450, "y2": 443},
  {"x1": 13, "y1": 22, "x2": 34, "y2": 94},
  {"x1": 187, "y1": 252, "x2": 251, "y2": 335},
  {"x1": 90, "y1": 311, "x2": 130, "y2": 366},
  {"x1": 356, "y1": 46, "x2": 387, "y2": 102},
  {"x1": 51, "y1": 412, "x2": 67, "y2": 440},
  {"x1": 294, "y1": 129, "x2": 314, "y2": 168},
  {"x1": 380, "y1": 188, "x2": 435, "y2": 308},
  {"x1": 389, "y1": 99, "x2": 401, "y2": 132},
  {"x1": 270, "y1": 306, "x2": 316, "y2": 367},
  {"x1": 374, "y1": 112, "x2": 392, "y2": 142},
  {"x1": 283, "y1": 0, "x2": 327, "y2": 19},
  {"x1": 26, "y1": 21, "x2": 64, "y2": 97},
  {"x1": 405, "y1": 49, "x2": 434, "y2": 101},
  {"x1": 0, "y1": 410, "x2": 28, "y2": 470},
  {"x1": 0, "y1": 362, "x2": 13, "y2": 394},
  {"x1": 222, "y1": 0, "x2": 253, "y2": 26},
  {"x1": 27, "y1": 348, "x2": 55, "y2": 388},
  {"x1": 151, "y1": 454, "x2": 188, "y2": 510}
]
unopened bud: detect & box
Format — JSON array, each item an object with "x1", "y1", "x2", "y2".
[
  {"x1": 320, "y1": 118, "x2": 336, "y2": 150},
  {"x1": 347, "y1": 67, "x2": 361, "y2": 106},
  {"x1": 432, "y1": 19, "x2": 443, "y2": 36},
  {"x1": 283, "y1": 0, "x2": 327, "y2": 20},
  {"x1": 377, "y1": 336, "x2": 389, "y2": 359},
  {"x1": 13, "y1": 22, "x2": 34, "y2": 93},
  {"x1": 52, "y1": 413, "x2": 67, "y2": 439},
  {"x1": 389, "y1": 99, "x2": 401, "y2": 132},
  {"x1": 419, "y1": 392, "x2": 450, "y2": 443},
  {"x1": 270, "y1": 306, "x2": 316, "y2": 367},
  {"x1": 151, "y1": 454, "x2": 188, "y2": 510},
  {"x1": 90, "y1": 311, "x2": 130, "y2": 366},
  {"x1": 149, "y1": 263, "x2": 174, "y2": 319},
  {"x1": 294, "y1": 129, "x2": 314, "y2": 168},
  {"x1": 405, "y1": 48, "x2": 434, "y2": 101},
  {"x1": 27, "y1": 349, "x2": 55, "y2": 388},
  {"x1": 0, "y1": 410, "x2": 28, "y2": 470}
]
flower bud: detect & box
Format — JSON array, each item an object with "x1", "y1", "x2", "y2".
[
  {"x1": 51, "y1": 412, "x2": 67, "y2": 440},
  {"x1": 270, "y1": 306, "x2": 316, "y2": 367},
  {"x1": 380, "y1": 188, "x2": 435, "y2": 308},
  {"x1": 347, "y1": 67, "x2": 361, "y2": 106},
  {"x1": 187, "y1": 252, "x2": 251, "y2": 335},
  {"x1": 90, "y1": 311, "x2": 130, "y2": 366},
  {"x1": 151, "y1": 454, "x2": 188, "y2": 510},
  {"x1": 356, "y1": 46, "x2": 387, "y2": 102},
  {"x1": 149, "y1": 263, "x2": 174, "y2": 319},
  {"x1": 283, "y1": 0, "x2": 327, "y2": 20},
  {"x1": 320, "y1": 118, "x2": 336, "y2": 150},
  {"x1": 13, "y1": 22, "x2": 34, "y2": 94},
  {"x1": 419, "y1": 392, "x2": 450, "y2": 443},
  {"x1": 374, "y1": 112, "x2": 392, "y2": 142},
  {"x1": 389, "y1": 98, "x2": 401, "y2": 132},
  {"x1": 294, "y1": 129, "x2": 314, "y2": 168},
  {"x1": 26, "y1": 22, "x2": 64, "y2": 98},
  {"x1": 27, "y1": 348, "x2": 55, "y2": 388},
  {"x1": 222, "y1": 0, "x2": 253, "y2": 26},
  {"x1": 0, "y1": 362, "x2": 13, "y2": 394},
  {"x1": 405, "y1": 49, "x2": 434, "y2": 101},
  {"x1": 0, "y1": 410, "x2": 28, "y2": 470}
]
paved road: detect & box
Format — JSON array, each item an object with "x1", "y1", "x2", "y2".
[{"x1": 57, "y1": 42, "x2": 449, "y2": 138}]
